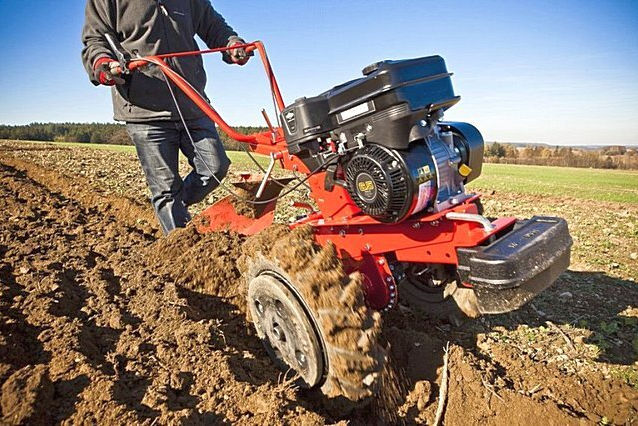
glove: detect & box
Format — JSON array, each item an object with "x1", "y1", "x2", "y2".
[
  {"x1": 93, "y1": 57, "x2": 125, "y2": 86},
  {"x1": 223, "y1": 36, "x2": 252, "y2": 66}
]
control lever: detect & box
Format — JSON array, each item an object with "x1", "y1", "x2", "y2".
[
  {"x1": 255, "y1": 153, "x2": 277, "y2": 199},
  {"x1": 261, "y1": 109, "x2": 278, "y2": 142},
  {"x1": 104, "y1": 33, "x2": 130, "y2": 74}
]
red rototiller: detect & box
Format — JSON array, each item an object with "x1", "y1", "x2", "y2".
[{"x1": 115, "y1": 39, "x2": 572, "y2": 400}]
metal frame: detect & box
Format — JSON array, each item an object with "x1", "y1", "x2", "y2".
[{"x1": 129, "y1": 41, "x2": 516, "y2": 310}]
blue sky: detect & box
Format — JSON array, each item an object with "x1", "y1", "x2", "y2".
[{"x1": 0, "y1": 0, "x2": 637, "y2": 145}]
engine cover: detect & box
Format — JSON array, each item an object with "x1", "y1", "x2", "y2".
[
  {"x1": 345, "y1": 143, "x2": 436, "y2": 223},
  {"x1": 281, "y1": 55, "x2": 459, "y2": 159}
]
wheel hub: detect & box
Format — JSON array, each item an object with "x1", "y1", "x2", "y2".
[
  {"x1": 403, "y1": 273, "x2": 446, "y2": 304},
  {"x1": 248, "y1": 272, "x2": 325, "y2": 388}
]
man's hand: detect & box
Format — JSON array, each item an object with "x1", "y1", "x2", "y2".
[
  {"x1": 224, "y1": 36, "x2": 252, "y2": 66},
  {"x1": 93, "y1": 57, "x2": 125, "y2": 86}
]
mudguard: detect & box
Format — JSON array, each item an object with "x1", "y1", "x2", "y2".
[{"x1": 457, "y1": 216, "x2": 572, "y2": 314}]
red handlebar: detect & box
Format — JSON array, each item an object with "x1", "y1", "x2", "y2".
[
  {"x1": 127, "y1": 42, "x2": 256, "y2": 71},
  {"x1": 124, "y1": 41, "x2": 286, "y2": 148}
]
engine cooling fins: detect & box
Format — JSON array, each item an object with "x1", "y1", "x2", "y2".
[{"x1": 345, "y1": 144, "x2": 411, "y2": 222}]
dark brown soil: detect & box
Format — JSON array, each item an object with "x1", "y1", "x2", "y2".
[
  {"x1": 1, "y1": 142, "x2": 636, "y2": 425},
  {"x1": 228, "y1": 186, "x2": 259, "y2": 219},
  {"x1": 0, "y1": 155, "x2": 323, "y2": 424},
  {"x1": 1, "y1": 365, "x2": 54, "y2": 425}
]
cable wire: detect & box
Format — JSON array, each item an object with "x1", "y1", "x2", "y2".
[{"x1": 141, "y1": 57, "x2": 335, "y2": 205}]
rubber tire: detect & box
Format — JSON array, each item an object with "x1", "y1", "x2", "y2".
[
  {"x1": 242, "y1": 227, "x2": 386, "y2": 405},
  {"x1": 473, "y1": 198, "x2": 485, "y2": 215}
]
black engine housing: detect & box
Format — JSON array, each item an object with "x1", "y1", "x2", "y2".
[{"x1": 281, "y1": 55, "x2": 459, "y2": 156}]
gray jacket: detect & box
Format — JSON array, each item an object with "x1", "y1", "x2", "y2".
[{"x1": 81, "y1": 0, "x2": 237, "y2": 122}]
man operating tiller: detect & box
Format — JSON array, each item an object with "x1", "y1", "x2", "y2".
[{"x1": 81, "y1": 0, "x2": 250, "y2": 234}]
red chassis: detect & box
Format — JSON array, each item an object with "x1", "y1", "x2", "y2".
[{"x1": 127, "y1": 42, "x2": 518, "y2": 311}]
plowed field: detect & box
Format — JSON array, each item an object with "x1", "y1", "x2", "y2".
[{"x1": 1, "y1": 141, "x2": 636, "y2": 425}]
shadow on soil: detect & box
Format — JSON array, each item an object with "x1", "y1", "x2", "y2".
[
  {"x1": 0, "y1": 262, "x2": 52, "y2": 379},
  {"x1": 377, "y1": 269, "x2": 637, "y2": 423},
  {"x1": 0, "y1": 259, "x2": 90, "y2": 424},
  {"x1": 176, "y1": 285, "x2": 363, "y2": 421},
  {"x1": 483, "y1": 270, "x2": 638, "y2": 365}
]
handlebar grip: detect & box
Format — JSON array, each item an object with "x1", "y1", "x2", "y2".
[{"x1": 127, "y1": 60, "x2": 148, "y2": 71}]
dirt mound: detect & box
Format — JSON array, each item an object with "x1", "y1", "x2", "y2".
[
  {"x1": 1, "y1": 365, "x2": 54, "y2": 425},
  {"x1": 147, "y1": 224, "x2": 246, "y2": 304},
  {"x1": 241, "y1": 225, "x2": 386, "y2": 407}
]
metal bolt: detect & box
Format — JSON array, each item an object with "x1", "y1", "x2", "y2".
[
  {"x1": 339, "y1": 229, "x2": 346, "y2": 237},
  {"x1": 431, "y1": 220, "x2": 439, "y2": 227},
  {"x1": 378, "y1": 258, "x2": 385, "y2": 265},
  {"x1": 296, "y1": 351, "x2": 307, "y2": 368},
  {"x1": 364, "y1": 243, "x2": 372, "y2": 251},
  {"x1": 389, "y1": 264, "x2": 395, "y2": 271},
  {"x1": 412, "y1": 222, "x2": 421, "y2": 229},
  {"x1": 420, "y1": 120, "x2": 427, "y2": 127},
  {"x1": 272, "y1": 324, "x2": 286, "y2": 342},
  {"x1": 358, "y1": 228, "x2": 364, "y2": 235},
  {"x1": 366, "y1": 124, "x2": 373, "y2": 132},
  {"x1": 386, "y1": 277, "x2": 392, "y2": 283},
  {"x1": 389, "y1": 285, "x2": 395, "y2": 290}
]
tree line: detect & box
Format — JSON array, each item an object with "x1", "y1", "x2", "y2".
[
  {"x1": 485, "y1": 142, "x2": 638, "y2": 170},
  {"x1": 0, "y1": 122, "x2": 131, "y2": 145},
  {"x1": 0, "y1": 122, "x2": 267, "y2": 151},
  {"x1": 1, "y1": 123, "x2": 636, "y2": 170}
]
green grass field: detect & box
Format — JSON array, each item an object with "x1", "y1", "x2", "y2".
[
  {"x1": 469, "y1": 163, "x2": 638, "y2": 203},
  {"x1": 8, "y1": 140, "x2": 638, "y2": 204}
]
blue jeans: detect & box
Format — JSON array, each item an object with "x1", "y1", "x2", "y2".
[{"x1": 126, "y1": 117, "x2": 230, "y2": 234}]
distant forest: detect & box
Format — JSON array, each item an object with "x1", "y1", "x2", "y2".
[
  {"x1": 0, "y1": 122, "x2": 266, "y2": 151},
  {"x1": 484, "y1": 142, "x2": 638, "y2": 170},
  {"x1": 1, "y1": 123, "x2": 637, "y2": 170}
]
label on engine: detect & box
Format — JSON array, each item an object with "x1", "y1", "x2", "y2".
[
  {"x1": 414, "y1": 181, "x2": 435, "y2": 213},
  {"x1": 337, "y1": 101, "x2": 375, "y2": 124},
  {"x1": 355, "y1": 172, "x2": 377, "y2": 202},
  {"x1": 413, "y1": 165, "x2": 435, "y2": 213}
]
